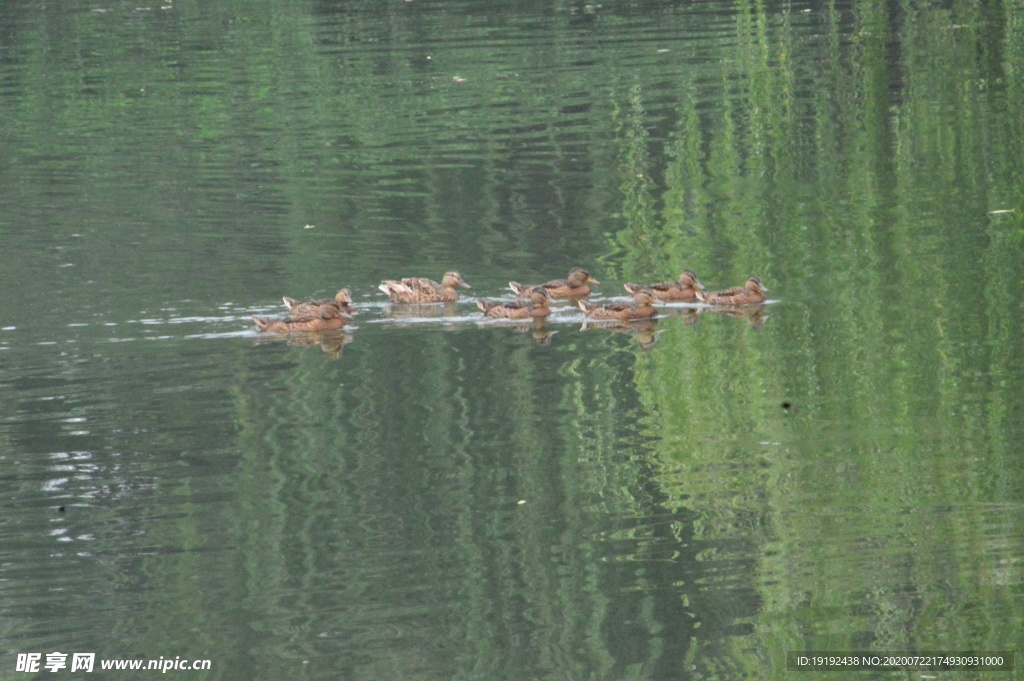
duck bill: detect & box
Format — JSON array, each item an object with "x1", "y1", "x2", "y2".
[
  {"x1": 586, "y1": 276, "x2": 600, "y2": 284},
  {"x1": 458, "y1": 281, "x2": 472, "y2": 289}
]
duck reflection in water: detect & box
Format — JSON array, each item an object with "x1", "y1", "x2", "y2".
[
  {"x1": 253, "y1": 329, "x2": 354, "y2": 360},
  {"x1": 698, "y1": 304, "x2": 770, "y2": 330},
  {"x1": 380, "y1": 301, "x2": 464, "y2": 323},
  {"x1": 658, "y1": 305, "x2": 702, "y2": 326},
  {"x1": 580, "y1": 318, "x2": 665, "y2": 349},
  {"x1": 526, "y1": 326, "x2": 558, "y2": 346},
  {"x1": 481, "y1": 321, "x2": 559, "y2": 345}
]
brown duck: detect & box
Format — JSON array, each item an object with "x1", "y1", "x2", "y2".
[
  {"x1": 578, "y1": 290, "x2": 658, "y2": 320},
  {"x1": 624, "y1": 270, "x2": 706, "y2": 301},
  {"x1": 477, "y1": 288, "x2": 552, "y2": 319},
  {"x1": 283, "y1": 289, "x2": 355, "y2": 318},
  {"x1": 509, "y1": 267, "x2": 599, "y2": 298},
  {"x1": 252, "y1": 315, "x2": 348, "y2": 334},
  {"x1": 697, "y1": 276, "x2": 769, "y2": 305},
  {"x1": 378, "y1": 271, "x2": 471, "y2": 303}
]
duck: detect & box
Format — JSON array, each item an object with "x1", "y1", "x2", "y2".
[
  {"x1": 283, "y1": 288, "x2": 355, "y2": 318},
  {"x1": 378, "y1": 271, "x2": 471, "y2": 303},
  {"x1": 696, "y1": 276, "x2": 769, "y2": 305},
  {"x1": 477, "y1": 288, "x2": 552, "y2": 319},
  {"x1": 252, "y1": 315, "x2": 348, "y2": 334},
  {"x1": 623, "y1": 270, "x2": 706, "y2": 301},
  {"x1": 509, "y1": 267, "x2": 599, "y2": 298},
  {"x1": 578, "y1": 290, "x2": 658, "y2": 320}
]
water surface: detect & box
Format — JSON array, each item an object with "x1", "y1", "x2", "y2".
[{"x1": 1, "y1": 0, "x2": 1023, "y2": 679}]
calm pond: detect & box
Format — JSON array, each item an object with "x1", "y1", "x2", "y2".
[{"x1": 1, "y1": 0, "x2": 1023, "y2": 679}]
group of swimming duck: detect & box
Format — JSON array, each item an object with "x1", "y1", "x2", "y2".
[{"x1": 251, "y1": 267, "x2": 770, "y2": 333}]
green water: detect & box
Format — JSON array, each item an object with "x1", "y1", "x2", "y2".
[{"x1": 1, "y1": 0, "x2": 1023, "y2": 679}]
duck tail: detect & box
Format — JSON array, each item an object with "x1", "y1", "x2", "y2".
[
  {"x1": 623, "y1": 283, "x2": 641, "y2": 295},
  {"x1": 379, "y1": 282, "x2": 407, "y2": 300},
  {"x1": 282, "y1": 296, "x2": 298, "y2": 310},
  {"x1": 508, "y1": 281, "x2": 527, "y2": 296},
  {"x1": 578, "y1": 300, "x2": 595, "y2": 313},
  {"x1": 252, "y1": 316, "x2": 271, "y2": 332}
]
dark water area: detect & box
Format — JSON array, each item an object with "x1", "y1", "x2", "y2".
[{"x1": 1, "y1": 0, "x2": 1023, "y2": 679}]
